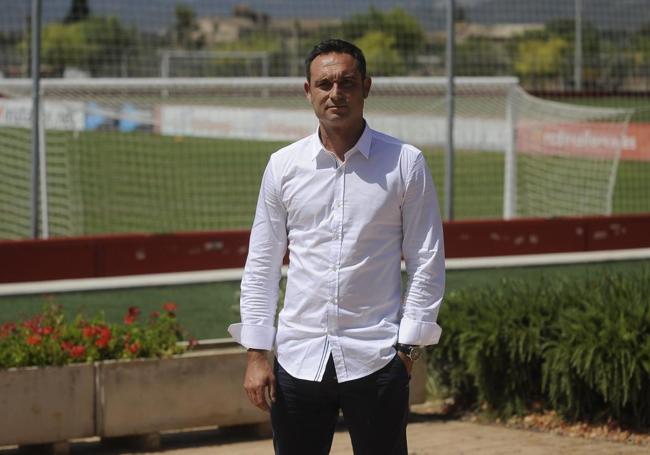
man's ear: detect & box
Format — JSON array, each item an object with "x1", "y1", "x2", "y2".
[
  {"x1": 304, "y1": 81, "x2": 311, "y2": 102},
  {"x1": 363, "y1": 77, "x2": 372, "y2": 99}
]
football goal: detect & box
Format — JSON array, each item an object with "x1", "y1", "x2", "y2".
[{"x1": 0, "y1": 77, "x2": 633, "y2": 238}]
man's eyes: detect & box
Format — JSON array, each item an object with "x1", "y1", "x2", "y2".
[{"x1": 316, "y1": 80, "x2": 356, "y2": 90}]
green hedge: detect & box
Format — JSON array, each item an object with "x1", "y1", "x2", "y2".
[{"x1": 428, "y1": 267, "x2": 650, "y2": 428}]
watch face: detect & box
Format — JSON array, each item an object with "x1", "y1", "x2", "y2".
[{"x1": 409, "y1": 347, "x2": 421, "y2": 361}]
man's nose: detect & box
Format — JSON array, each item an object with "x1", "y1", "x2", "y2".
[{"x1": 330, "y1": 83, "x2": 344, "y2": 100}]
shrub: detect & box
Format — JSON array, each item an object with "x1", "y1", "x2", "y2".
[
  {"x1": 428, "y1": 267, "x2": 650, "y2": 428},
  {"x1": 430, "y1": 278, "x2": 555, "y2": 416},
  {"x1": 543, "y1": 271, "x2": 650, "y2": 427},
  {"x1": 0, "y1": 302, "x2": 193, "y2": 369}
]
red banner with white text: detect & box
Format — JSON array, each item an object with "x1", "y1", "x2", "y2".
[{"x1": 518, "y1": 121, "x2": 650, "y2": 161}]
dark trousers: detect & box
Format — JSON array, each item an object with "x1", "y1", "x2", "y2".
[{"x1": 271, "y1": 354, "x2": 410, "y2": 455}]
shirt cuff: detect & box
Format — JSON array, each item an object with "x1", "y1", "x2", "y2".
[
  {"x1": 227, "y1": 323, "x2": 276, "y2": 350},
  {"x1": 398, "y1": 317, "x2": 442, "y2": 346}
]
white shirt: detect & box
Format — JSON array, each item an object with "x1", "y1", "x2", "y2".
[{"x1": 228, "y1": 123, "x2": 445, "y2": 382}]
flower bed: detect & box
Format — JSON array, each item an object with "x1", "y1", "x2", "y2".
[
  {"x1": 0, "y1": 304, "x2": 271, "y2": 448},
  {"x1": 0, "y1": 302, "x2": 191, "y2": 369}
]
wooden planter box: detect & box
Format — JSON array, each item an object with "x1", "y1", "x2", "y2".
[{"x1": 0, "y1": 363, "x2": 95, "y2": 446}]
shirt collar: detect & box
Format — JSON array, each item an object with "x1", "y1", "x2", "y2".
[{"x1": 311, "y1": 121, "x2": 372, "y2": 161}]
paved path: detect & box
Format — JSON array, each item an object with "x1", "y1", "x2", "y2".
[
  {"x1": 147, "y1": 421, "x2": 647, "y2": 455},
  {"x1": 2, "y1": 417, "x2": 647, "y2": 454},
  {"x1": 83, "y1": 419, "x2": 649, "y2": 455}
]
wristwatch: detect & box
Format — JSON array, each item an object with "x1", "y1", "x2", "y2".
[{"x1": 394, "y1": 343, "x2": 422, "y2": 361}]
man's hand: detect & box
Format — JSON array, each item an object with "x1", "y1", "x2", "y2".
[
  {"x1": 396, "y1": 351, "x2": 413, "y2": 375},
  {"x1": 244, "y1": 349, "x2": 276, "y2": 412}
]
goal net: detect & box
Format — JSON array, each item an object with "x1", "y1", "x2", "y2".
[
  {"x1": 509, "y1": 87, "x2": 633, "y2": 218},
  {"x1": 0, "y1": 77, "x2": 632, "y2": 238}
]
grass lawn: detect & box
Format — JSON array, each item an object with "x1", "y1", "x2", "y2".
[
  {"x1": 4, "y1": 127, "x2": 648, "y2": 238},
  {"x1": 1, "y1": 259, "x2": 647, "y2": 340}
]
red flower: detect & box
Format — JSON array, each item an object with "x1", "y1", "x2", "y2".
[
  {"x1": 23, "y1": 316, "x2": 42, "y2": 333},
  {"x1": 70, "y1": 345, "x2": 86, "y2": 359},
  {"x1": 42, "y1": 326, "x2": 54, "y2": 336},
  {"x1": 95, "y1": 326, "x2": 111, "y2": 348},
  {"x1": 124, "y1": 306, "x2": 141, "y2": 325},
  {"x1": 150, "y1": 311, "x2": 160, "y2": 319},
  {"x1": 96, "y1": 338, "x2": 108, "y2": 348},
  {"x1": 27, "y1": 334, "x2": 42, "y2": 345},
  {"x1": 128, "y1": 342, "x2": 140, "y2": 354},
  {"x1": 61, "y1": 341, "x2": 74, "y2": 352},
  {"x1": 0, "y1": 322, "x2": 16, "y2": 338},
  {"x1": 127, "y1": 306, "x2": 140, "y2": 317},
  {"x1": 163, "y1": 302, "x2": 177, "y2": 313},
  {"x1": 82, "y1": 325, "x2": 95, "y2": 338}
]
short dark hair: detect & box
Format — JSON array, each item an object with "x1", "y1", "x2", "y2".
[{"x1": 305, "y1": 39, "x2": 367, "y2": 81}]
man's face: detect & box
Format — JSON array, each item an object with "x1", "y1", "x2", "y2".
[{"x1": 304, "y1": 52, "x2": 371, "y2": 128}]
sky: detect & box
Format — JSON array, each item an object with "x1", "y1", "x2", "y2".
[{"x1": 2, "y1": 0, "x2": 650, "y2": 34}]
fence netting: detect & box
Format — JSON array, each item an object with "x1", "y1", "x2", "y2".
[{"x1": 0, "y1": 0, "x2": 649, "y2": 238}]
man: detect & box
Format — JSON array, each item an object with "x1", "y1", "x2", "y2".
[{"x1": 228, "y1": 39, "x2": 445, "y2": 455}]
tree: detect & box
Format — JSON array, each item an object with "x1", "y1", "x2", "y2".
[
  {"x1": 511, "y1": 19, "x2": 603, "y2": 88},
  {"x1": 514, "y1": 37, "x2": 569, "y2": 79},
  {"x1": 64, "y1": 0, "x2": 90, "y2": 24},
  {"x1": 342, "y1": 7, "x2": 426, "y2": 65},
  {"x1": 173, "y1": 4, "x2": 204, "y2": 49},
  {"x1": 34, "y1": 16, "x2": 134, "y2": 76},
  {"x1": 355, "y1": 31, "x2": 405, "y2": 76},
  {"x1": 457, "y1": 37, "x2": 511, "y2": 76}
]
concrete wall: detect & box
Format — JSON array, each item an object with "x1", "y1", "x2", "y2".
[
  {"x1": 0, "y1": 364, "x2": 95, "y2": 446},
  {"x1": 96, "y1": 348, "x2": 267, "y2": 437}
]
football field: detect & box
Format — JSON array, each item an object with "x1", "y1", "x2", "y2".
[{"x1": 2, "y1": 126, "x2": 649, "y2": 237}]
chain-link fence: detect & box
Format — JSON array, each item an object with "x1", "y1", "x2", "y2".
[{"x1": 1, "y1": 0, "x2": 649, "y2": 238}]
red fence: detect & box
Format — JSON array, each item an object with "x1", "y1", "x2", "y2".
[{"x1": 1, "y1": 214, "x2": 649, "y2": 284}]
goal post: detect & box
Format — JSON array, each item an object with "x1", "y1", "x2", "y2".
[{"x1": 509, "y1": 87, "x2": 633, "y2": 218}]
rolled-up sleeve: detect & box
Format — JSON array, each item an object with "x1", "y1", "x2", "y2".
[
  {"x1": 399, "y1": 153, "x2": 445, "y2": 346},
  {"x1": 228, "y1": 159, "x2": 287, "y2": 350}
]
